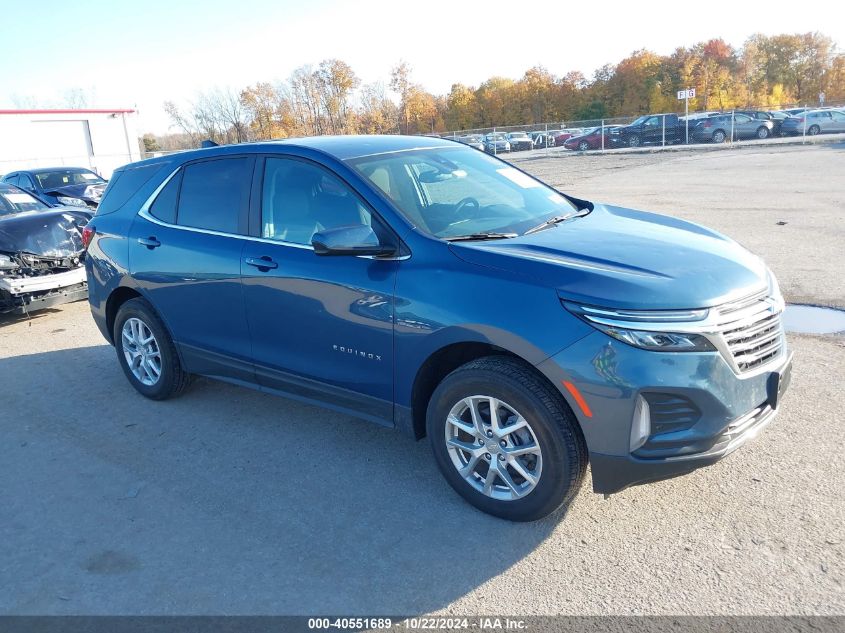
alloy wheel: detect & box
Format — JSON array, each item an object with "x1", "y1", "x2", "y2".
[
  {"x1": 444, "y1": 395, "x2": 543, "y2": 501},
  {"x1": 121, "y1": 317, "x2": 162, "y2": 386}
]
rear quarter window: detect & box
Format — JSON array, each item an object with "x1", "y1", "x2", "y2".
[
  {"x1": 96, "y1": 162, "x2": 166, "y2": 216},
  {"x1": 148, "y1": 170, "x2": 182, "y2": 224}
]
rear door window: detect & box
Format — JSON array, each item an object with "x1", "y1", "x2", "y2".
[{"x1": 177, "y1": 157, "x2": 253, "y2": 234}]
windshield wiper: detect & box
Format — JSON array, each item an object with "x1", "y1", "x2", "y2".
[
  {"x1": 524, "y1": 209, "x2": 591, "y2": 235},
  {"x1": 443, "y1": 232, "x2": 518, "y2": 242}
]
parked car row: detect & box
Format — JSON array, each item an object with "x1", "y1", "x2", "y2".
[
  {"x1": 450, "y1": 107, "x2": 845, "y2": 153},
  {"x1": 453, "y1": 128, "x2": 588, "y2": 153}
]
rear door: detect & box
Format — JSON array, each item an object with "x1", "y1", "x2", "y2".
[
  {"x1": 129, "y1": 155, "x2": 256, "y2": 382},
  {"x1": 829, "y1": 110, "x2": 845, "y2": 133},
  {"x1": 732, "y1": 114, "x2": 755, "y2": 138},
  {"x1": 240, "y1": 155, "x2": 399, "y2": 425}
]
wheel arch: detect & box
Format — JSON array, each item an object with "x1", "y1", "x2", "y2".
[
  {"x1": 407, "y1": 341, "x2": 582, "y2": 442},
  {"x1": 105, "y1": 286, "x2": 144, "y2": 344}
]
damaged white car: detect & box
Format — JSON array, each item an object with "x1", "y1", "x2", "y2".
[{"x1": 0, "y1": 183, "x2": 91, "y2": 315}]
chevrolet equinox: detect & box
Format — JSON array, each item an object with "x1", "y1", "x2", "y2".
[{"x1": 84, "y1": 136, "x2": 792, "y2": 521}]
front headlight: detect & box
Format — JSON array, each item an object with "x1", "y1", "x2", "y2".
[
  {"x1": 598, "y1": 327, "x2": 715, "y2": 351},
  {"x1": 57, "y1": 196, "x2": 87, "y2": 207},
  {"x1": 563, "y1": 301, "x2": 716, "y2": 352}
]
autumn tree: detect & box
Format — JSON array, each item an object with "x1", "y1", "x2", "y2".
[
  {"x1": 445, "y1": 83, "x2": 478, "y2": 131},
  {"x1": 358, "y1": 82, "x2": 399, "y2": 134},
  {"x1": 390, "y1": 61, "x2": 413, "y2": 134},
  {"x1": 316, "y1": 59, "x2": 360, "y2": 134}
]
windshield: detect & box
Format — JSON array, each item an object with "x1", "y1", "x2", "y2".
[
  {"x1": 34, "y1": 169, "x2": 106, "y2": 190},
  {"x1": 509, "y1": 133, "x2": 529, "y2": 138},
  {"x1": 349, "y1": 147, "x2": 578, "y2": 239},
  {"x1": 629, "y1": 116, "x2": 649, "y2": 126},
  {"x1": 0, "y1": 187, "x2": 50, "y2": 216}
]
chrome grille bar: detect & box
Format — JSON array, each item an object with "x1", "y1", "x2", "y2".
[{"x1": 714, "y1": 290, "x2": 784, "y2": 375}]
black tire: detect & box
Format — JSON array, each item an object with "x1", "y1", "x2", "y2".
[
  {"x1": 712, "y1": 129, "x2": 727, "y2": 143},
  {"x1": 426, "y1": 356, "x2": 588, "y2": 522},
  {"x1": 808, "y1": 125, "x2": 820, "y2": 136},
  {"x1": 578, "y1": 140, "x2": 590, "y2": 151},
  {"x1": 113, "y1": 297, "x2": 192, "y2": 400},
  {"x1": 756, "y1": 126, "x2": 770, "y2": 139},
  {"x1": 628, "y1": 135, "x2": 641, "y2": 148}
]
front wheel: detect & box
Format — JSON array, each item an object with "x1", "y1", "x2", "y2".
[
  {"x1": 427, "y1": 356, "x2": 588, "y2": 521},
  {"x1": 628, "y1": 135, "x2": 641, "y2": 148},
  {"x1": 114, "y1": 297, "x2": 192, "y2": 400},
  {"x1": 578, "y1": 140, "x2": 590, "y2": 151},
  {"x1": 756, "y1": 126, "x2": 770, "y2": 139},
  {"x1": 808, "y1": 125, "x2": 820, "y2": 136}
]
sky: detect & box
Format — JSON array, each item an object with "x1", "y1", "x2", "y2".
[{"x1": 4, "y1": 0, "x2": 845, "y2": 134}]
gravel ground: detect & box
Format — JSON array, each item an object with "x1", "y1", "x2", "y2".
[{"x1": 1, "y1": 144, "x2": 843, "y2": 616}]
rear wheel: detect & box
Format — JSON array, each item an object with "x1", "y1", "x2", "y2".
[
  {"x1": 808, "y1": 125, "x2": 820, "y2": 136},
  {"x1": 756, "y1": 126, "x2": 770, "y2": 139},
  {"x1": 712, "y1": 129, "x2": 727, "y2": 143},
  {"x1": 114, "y1": 298, "x2": 192, "y2": 400},
  {"x1": 427, "y1": 356, "x2": 587, "y2": 522}
]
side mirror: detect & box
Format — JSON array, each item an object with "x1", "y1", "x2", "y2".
[{"x1": 311, "y1": 225, "x2": 396, "y2": 257}]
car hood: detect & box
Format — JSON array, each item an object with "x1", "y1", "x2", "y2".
[
  {"x1": 447, "y1": 204, "x2": 768, "y2": 310},
  {"x1": 42, "y1": 182, "x2": 106, "y2": 201},
  {"x1": 0, "y1": 208, "x2": 91, "y2": 257}
]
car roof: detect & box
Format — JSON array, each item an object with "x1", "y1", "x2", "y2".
[
  {"x1": 18, "y1": 166, "x2": 97, "y2": 174},
  {"x1": 138, "y1": 135, "x2": 466, "y2": 169}
]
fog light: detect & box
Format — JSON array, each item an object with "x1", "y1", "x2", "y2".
[{"x1": 630, "y1": 395, "x2": 651, "y2": 452}]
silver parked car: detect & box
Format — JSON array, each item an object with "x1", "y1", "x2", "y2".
[
  {"x1": 690, "y1": 113, "x2": 775, "y2": 143},
  {"x1": 456, "y1": 135, "x2": 485, "y2": 151},
  {"x1": 506, "y1": 131, "x2": 534, "y2": 151},
  {"x1": 781, "y1": 109, "x2": 845, "y2": 136},
  {"x1": 483, "y1": 133, "x2": 511, "y2": 153}
]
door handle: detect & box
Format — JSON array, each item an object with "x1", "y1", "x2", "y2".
[
  {"x1": 138, "y1": 236, "x2": 161, "y2": 249},
  {"x1": 245, "y1": 256, "x2": 278, "y2": 271}
]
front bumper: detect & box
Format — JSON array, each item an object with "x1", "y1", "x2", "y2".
[
  {"x1": 537, "y1": 331, "x2": 792, "y2": 494},
  {"x1": 0, "y1": 267, "x2": 88, "y2": 314},
  {"x1": 590, "y1": 394, "x2": 782, "y2": 494}
]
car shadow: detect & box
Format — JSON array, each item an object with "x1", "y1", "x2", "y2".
[
  {"x1": 0, "y1": 345, "x2": 564, "y2": 615},
  {"x1": 0, "y1": 307, "x2": 64, "y2": 327}
]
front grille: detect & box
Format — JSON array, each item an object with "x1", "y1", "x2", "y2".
[{"x1": 715, "y1": 291, "x2": 784, "y2": 373}]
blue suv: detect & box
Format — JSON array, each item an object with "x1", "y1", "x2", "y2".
[{"x1": 84, "y1": 136, "x2": 792, "y2": 521}]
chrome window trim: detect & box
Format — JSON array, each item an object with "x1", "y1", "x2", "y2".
[{"x1": 137, "y1": 164, "x2": 409, "y2": 259}]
